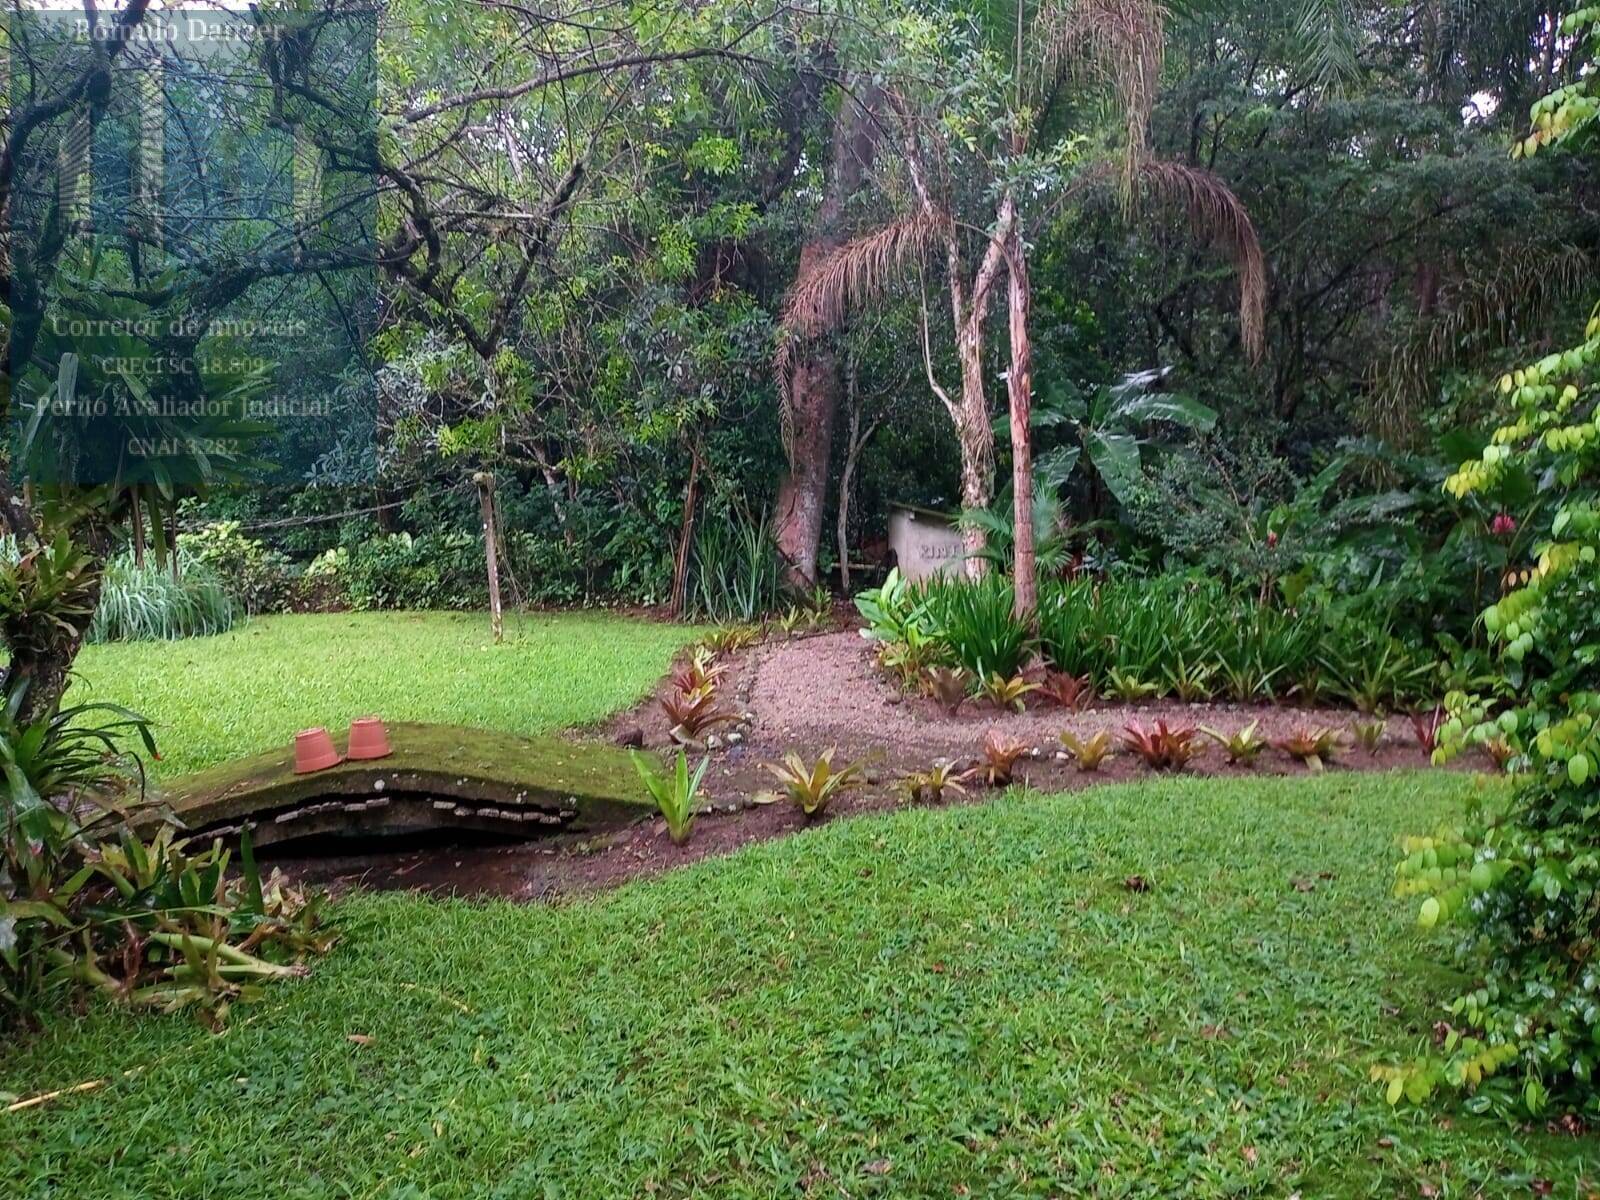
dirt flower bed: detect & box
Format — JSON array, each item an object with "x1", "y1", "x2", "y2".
[{"x1": 276, "y1": 629, "x2": 1468, "y2": 900}]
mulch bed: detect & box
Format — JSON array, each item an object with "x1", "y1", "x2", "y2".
[{"x1": 273, "y1": 626, "x2": 1468, "y2": 902}]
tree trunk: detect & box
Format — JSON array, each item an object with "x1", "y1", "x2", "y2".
[
  {"x1": 836, "y1": 356, "x2": 881, "y2": 596},
  {"x1": 774, "y1": 306, "x2": 839, "y2": 587},
  {"x1": 774, "y1": 85, "x2": 882, "y2": 587},
  {"x1": 670, "y1": 442, "x2": 702, "y2": 618},
  {"x1": 1005, "y1": 210, "x2": 1038, "y2": 625},
  {"x1": 129, "y1": 489, "x2": 146, "y2": 569},
  {"x1": 474, "y1": 472, "x2": 503, "y2": 644},
  {"x1": 949, "y1": 200, "x2": 1016, "y2": 577},
  {"x1": 168, "y1": 505, "x2": 181, "y2": 582},
  {"x1": 954, "y1": 318, "x2": 995, "y2": 575}
]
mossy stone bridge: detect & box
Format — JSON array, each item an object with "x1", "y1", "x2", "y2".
[{"x1": 157, "y1": 723, "x2": 651, "y2": 848}]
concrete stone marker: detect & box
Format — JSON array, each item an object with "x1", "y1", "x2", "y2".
[{"x1": 888, "y1": 504, "x2": 970, "y2": 582}]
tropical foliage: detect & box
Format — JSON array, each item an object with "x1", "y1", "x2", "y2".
[{"x1": 1386, "y1": 9, "x2": 1600, "y2": 1117}]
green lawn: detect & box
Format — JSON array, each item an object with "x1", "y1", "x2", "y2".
[
  {"x1": 4, "y1": 772, "x2": 1591, "y2": 1198},
  {"x1": 70, "y1": 612, "x2": 695, "y2": 778}
]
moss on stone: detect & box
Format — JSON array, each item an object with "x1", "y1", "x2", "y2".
[{"x1": 158, "y1": 723, "x2": 651, "y2": 833}]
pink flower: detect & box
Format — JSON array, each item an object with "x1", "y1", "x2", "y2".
[
  {"x1": 1266, "y1": 531, "x2": 1279, "y2": 549},
  {"x1": 1491, "y1": 514, "x2": 1517, "y2": 537}
]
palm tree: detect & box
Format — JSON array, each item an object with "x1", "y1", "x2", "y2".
[{"x1": 777, "y1": 0, "x2": 1267, "y2": 625}]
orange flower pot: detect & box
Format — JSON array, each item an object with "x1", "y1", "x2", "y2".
[
  {"x1": 346, "y1": 717, "x2": 392, "y2": 761},
  {"x1": 293, "y1": 727, "x2": 343, "y2": 775}
]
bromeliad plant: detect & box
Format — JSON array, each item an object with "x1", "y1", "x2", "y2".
[
  {"x1": 1104, "y1": 668, "x2": 1160, "y2": 703},
  {"x1": 700, "y1": 624, "x2": 762, "y2": 655},
  {"x1": 632, "y1": 749, "x2": 708, "y2": 845},
  {"x1": 1351, "y1": 718, "x2": 1387, "y2": 756},
  {"x1": 1275, "y1": 726, "x2": 1343, "y2": 773},
  {"x1": 1200, "y1": 721, "x2": 1266, "y2": 766},
  {"x1": 979, "y1": 731, "x2": 1031, "y2": 787},
  {"x1": 1120, "y1": 721, "x2": 1199, "y2": 772},
  {"x1": 1410, "y1": 706, "x2": 1446, "y2": 755},
  {"x1": 1038, "y1": 670, "x2": 1094, "y2": 712},
  {"x1": 2, "y1": 680, "x2": 329, "y2": 1028},
  {"x1": 980, "y1": 672, "x2": 1039, "y2": 714},
  {"x1": 660, "y1": 685, "x2": 737, "y2": 745},
  {"x1": 878, "y1": 625, "x2": 947, "y2": 688},
  {"x1": 761, "y1": 749, "x2": 862, "y2": 819},
  {"x1": 922, "y1": 666, "x2": 973, "y2": 716},
  {"x1": 898, "y1": 762, "x2": 975, "y2": 805},
  {"x1": 670, "y1": 647, "x2": 726, "y2": 695},
  {"x1": 1059, "y1": 730, "x2": 1114, "y2": 772}
]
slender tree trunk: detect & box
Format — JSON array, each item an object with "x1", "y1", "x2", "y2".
[
  {"x1": 1005, "y1": 210, "x2": 1038, "y2": 625},
  {"x1": 129, "y1": 489, "x2": 146, "y2": 569},
  {"x1": 775, "y1": 85, "x2": 882, "y2": 587},
  {"x1": 775, "y1": 310, "x2": 839, "y2": 586},
  {"x1": 953, "y1": 316, "x2": 994, "y2": 575},
  {"x1": 670, "y1": 442, "x2": 702, "y2": 618},
  {"x1": 474, "y1": 472, "x2": 503, "y2": 644},
  {"x1": 168, "y1": 505, "x2": 180, "y2": 582},
  {"x1": 835, "y1": 356, "x2": 881, "y2": 596},
  {"x1": 950, "y1": 201, "x2": 1016, "y2": 577}
]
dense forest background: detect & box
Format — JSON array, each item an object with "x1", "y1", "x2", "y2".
[{"x1": 5, "y1": 0, "x2": 1592, "y2": 629}]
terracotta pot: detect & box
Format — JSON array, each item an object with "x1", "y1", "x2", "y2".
[
  {"x1": 346, "y1": 717, "x2": 392, "y2": 761},
  {"x1": 293, "y1": 727, "x2": 343, "y2": 775}
]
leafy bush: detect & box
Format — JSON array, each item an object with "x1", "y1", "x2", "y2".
[
  {"x1": 1, "y1": 680, "x2": 327, "y2": 1027},
  {"x1": 89, "y1": 556, "x2": 237, "y2": 643},
  {"x1": 1034, "y1": 573, "x2": 1436, "y2": 709},
  {"x1": 917, "y1": 574, "x2": 1033, "y2": 680},
  {"x1": 862, "y1": 568, "x2": 1444, "y2": 710},
  {"x1": 1382, "y1": 13, "x2": 1600, "y2": 1118},
  {"x1": 342, "y1": 531, "x2": 485, "y2": 611},
  {"x1": 688, "y1": 507, "x2": 782, "y2": 623},
  {"x1": 855, "y1": 567, "x2": 925, "y2": 643},
  {"x1": 178, "y1": 521, "x2": 300, "y2": 615}
]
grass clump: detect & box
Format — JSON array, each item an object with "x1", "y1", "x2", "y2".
[{"x1": 89, "y1": 557, "x2": 237, "y2": 644}]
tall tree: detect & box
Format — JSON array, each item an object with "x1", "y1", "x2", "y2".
[{"x1": 774, "y1": 82, "x2": 882, "y2": 586}]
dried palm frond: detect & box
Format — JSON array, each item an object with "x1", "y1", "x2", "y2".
[
  {"x1": 774, "y1": 212, "x2": 950, "y2": 458},
  {"x1": 1044, "y1": 0, "x2": 1168, "y2": 202},
  {"x1": 1136, "y1": 160, "x2": 1267, "y2": 363}
]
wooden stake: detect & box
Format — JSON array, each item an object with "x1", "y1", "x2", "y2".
[
  {"x1": 473, "y1": 472, "x2": 503, "y2": 644},
  {"x1": 168, "y1": 503, "x2": 181, "y2": 582}
]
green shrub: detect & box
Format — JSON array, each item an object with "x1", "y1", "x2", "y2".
[
  {"x1": 89, "y1": 557, "x2": 237, "y2": 643},
  {"x1": 918, "y1": 573, "x2": 1032, "y2": 679},
  {"x1": 178, "y1": 521, "x2": 300, "y2": 615},
  {"x1": 1, "y1": 679, "x2": 330, "y2": 1029},
  {"x1": 342, "y1": 531, "x2": 485, "y2": 611},
  {"x1": 688, "y1": 507, "x2": 781, "y2": 622},
  {"x1": 885, "y1": 570, "x2": 1442, "y2": 711},
  {"x1": 1380, "y1": 9, "x2": 1600, "y2": 1118}
]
